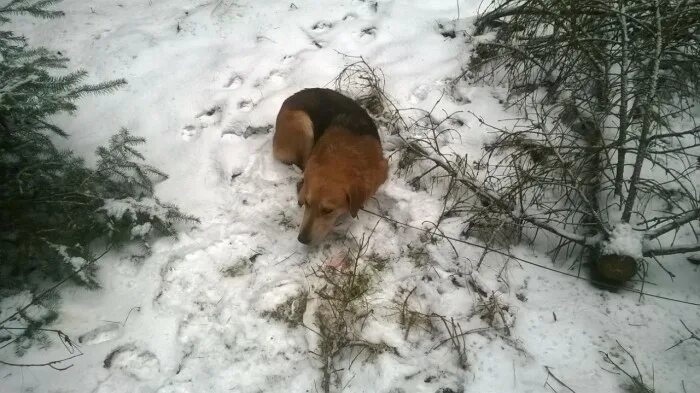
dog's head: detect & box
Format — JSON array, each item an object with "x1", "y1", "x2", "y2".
[{"x1": 296, "y1": 175, "x2": 364, "y2": 245}]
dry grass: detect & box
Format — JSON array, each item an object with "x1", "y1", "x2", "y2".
[{"x1": 306, "y1": 231, "x2": 396, "y2": 392}]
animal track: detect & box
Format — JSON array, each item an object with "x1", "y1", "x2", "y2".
[
  {"x1": 436, "y1": 21, "x2": 460, "y2": 39},
  {"x1": 79, "y1": 323, "x2": 123, "y2": 345},
  {"x1": 181, "y1": 125, "x2": 198, "y2": 141},
  {"x1": 254, "y1": 70, "x2": 285, "y2": 89},
  {"x1": 196, "y1": 106, "x2": 221, "y2": 118},
  {"x1": 360, "y1": 26, "x2": 376, "y2": 38},
  {"x1": 224, "y1": 74, "x2": 243, "y2": 89},
  {"x1": 410, "y1": 84, "x2": 431, "y2": 104},
  {"x1": 221, "y1": 122, "x2": 272, "y2": 139},
  {"x1": 181, "y1": 106, "x2": 223, "y2": 140},
  {"x1": 238, "y1": 99, "x2": 254, "y2": 112},
  {"x1": 311, "y1": 21, "x2": 333, "y2": 32},
  {"x1": 282, "y1": 54, "x2": 296, "y2": 65},
  {"x1": 104, "y1": 344, "x2": 160, "y2": 380}
]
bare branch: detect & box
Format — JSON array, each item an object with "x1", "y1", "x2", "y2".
[
  {"x1": 666, "y1": 320, "x2": 700, "y2": 351},
  {"x1": 645, "y1": 208, "x2": 700, "y2": 240},
  {"x1": 643, "y1": 242, "x2": 700, "y2": 257}
]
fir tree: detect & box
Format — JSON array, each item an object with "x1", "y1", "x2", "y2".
[{"x1": 0, "y1": 0, "x2": 196, "y2": 354}]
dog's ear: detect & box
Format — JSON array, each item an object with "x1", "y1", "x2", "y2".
[
  {"x1": 346, "y1": 185, "x2": 365, "y2": 218},
  {"x1": 297, "y1": 179, "x2": 306, "y2": 207}
]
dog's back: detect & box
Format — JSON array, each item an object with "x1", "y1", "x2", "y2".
[
  {"x1": 273, "y1": 88, "x2": 388, "y2": 244},
  {"x1": 282, "y1": 88, "x2": 379, "y2": 141},
  {"x1": 273, "y1": 88, "x2": 379, "y2": 168}
]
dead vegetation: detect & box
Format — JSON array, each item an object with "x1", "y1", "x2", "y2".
[
  {"x1": 602, "y1": 341, "x2": 655, "y2": 393},
  {"x1": 464, "y1": 0, "x2": 700, "y2": 282},
  {"x1": 262, "y1": 291, "x2": 308, "y2": 328},
  {"x1": 468, "y1": 274, "x2": 515, "y2": 336},
  {"x1": 666, "y1": 320, "x2": 700, "y2": 351},
  {"x1": 305, "y1": 230, "x2": 396, "y2": 393}
]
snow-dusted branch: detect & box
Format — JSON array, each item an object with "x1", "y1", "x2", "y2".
[
  {"x1": 620, "y1": 0, "x2": 663, "y2": 223},
  {"x1": 401, "y1": 136, "x2": 592, "y2": 246},
  {"x1": 467, "y1": 0, "x2": 700, "y2": 276},
  {"x1": 645, "y1": 208, "x2": 700, "y2": 240},
  {"x1": 643, "y1": 242, "x2": 700, "y2": 257}
]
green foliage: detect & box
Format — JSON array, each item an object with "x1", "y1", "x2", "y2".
[{"x1": 0, "y1": 0, "x2": 196, "y2": 353}]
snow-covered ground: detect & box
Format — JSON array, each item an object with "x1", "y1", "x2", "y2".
[{"x1": 3, "y1": 1, "x2": 700, "y2": 392}]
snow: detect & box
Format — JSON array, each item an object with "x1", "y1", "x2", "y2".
[
  {"x1": 2, "y1": 1, "x2": 700, "y2": 393},
  {"x1": 603, "y1": 223, "x2": 644, "y2": 259}
]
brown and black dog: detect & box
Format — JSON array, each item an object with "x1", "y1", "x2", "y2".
[{"x1": 273, "y1": 88, "x2": 388, "y2": 244}]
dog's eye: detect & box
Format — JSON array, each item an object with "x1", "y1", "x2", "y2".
[{"x1": 321, "y1": 207, "x2": 333, "y2": 215}]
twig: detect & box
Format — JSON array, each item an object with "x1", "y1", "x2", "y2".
[
  {"x1": 544, "y1": 366, "x2": 577, "y2": 393},
  {"x1": 666, "y1": 320, "x2": 700, "y2": 350},
  {"x1": 0, "y1": 352, "x2": 83, "y2": 371},
  {"x1": 601, "y1": 341, "x2": 654, "y2": 393}
]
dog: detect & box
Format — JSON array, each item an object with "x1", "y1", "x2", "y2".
[{"x1": 273, "y1": 88, "x2": 388, "y2": 244}]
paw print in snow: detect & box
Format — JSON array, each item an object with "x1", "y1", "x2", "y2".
[
  {"x1": 238, "y1": 99, "x2": 254, "y2": 112},
  {"x1": 282, "y1": 54, "x2": 296, "y2": 66},
  {"x1": 104, "y1": 343, "x2": 160, "y2": 380},
  {"x1": 181, "y1": 125, "x2": 198, "y2": 141},
  {"x1": 311, "y1": 21, "x2": 333, "y2": 32},
  {"x1": 79, "y1": 322, "x2": 124, "y2": 345},
  {"x1": 224, "y1": 74, "x2": 243, "y2": 89},
  {"x1": 268, "y1": 70, "x2": 284, "y2": 84},
  {"x1": 181, "y1": 106, "x2": 222, "y2": 140},
  {"x1": 409, "y1": 84, "x2": 431, "y2": 104},
  {"x1": 360, "y1": 26, "x2": 376, "y2": 39},
  {"x1": 254, "y1": 70, "x2": 286, "y2": 89}
]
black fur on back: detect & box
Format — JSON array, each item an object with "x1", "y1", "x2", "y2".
[{"x1": 281, "y1": 88, "x2": 379, "y2": 142}]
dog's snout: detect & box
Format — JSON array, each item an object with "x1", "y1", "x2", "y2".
[{"x1": 297, "y1": 232, "x2": 311, "y2": 244}]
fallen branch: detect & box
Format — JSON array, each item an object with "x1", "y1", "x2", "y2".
[{"x1": 666, "y1": 320, "x2": 700, "y2": 351}]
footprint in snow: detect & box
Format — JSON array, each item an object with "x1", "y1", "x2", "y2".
[
  {"x1": 311, "y1": 21, "x2": 333, "y2": 33},
  {"x1": 409, "y1": 84, "x2": 431, "y2": 104},
  {"x1": 221, "y1": 122, "x2": 272, "y2": 139},
  {"x1": 281, "y1": 54, "x2": 296, "y2": 65},
  {"x1": 181, "y1": 106, "x2": 223, "y2": 141},
  {"x1": 224, "y1": 74, "x2": 243, "y2": 89},
  {"x1": 181, "y1": 125, "x2": 198, "y2": 141},
  {"x1": 103, "y1": 343, "x2": 160, "y2": 381},
  {"x1": 238, "y1": 99, "x2": 255, "y2": 112},
  {"x1": 254, "y1": 70, "x2": 286, "y2": 89},
  {"x1": 310, "y1": 39, "x2": 326, "y2": 48},
  {"x1": 79, "y1": 322, "x2": 124, "y2": 345},
  {"x1": 360, "y1": 26, "x2": 377, "y2": 39}
]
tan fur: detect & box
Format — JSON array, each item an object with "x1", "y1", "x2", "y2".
[
  {"x1": 272, "y1": 108, "x2": 313, "y2": 169},
  {"x1": 273, "y1": 90, "x2": 389, "y2": 244},
  {"x1": 297, "y1": 127, "x2": 388, "y2": 244}
]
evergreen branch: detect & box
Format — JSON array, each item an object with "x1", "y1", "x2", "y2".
[
  {"x1": 0, "y1": 245, "x2": 112, "y2": 328},
  {"x1": 67, "y1": 79, "x2": 127, "y2": 97},
  {"x1": 0, "y1": 0, "x2": 64, "y2": 20}
]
